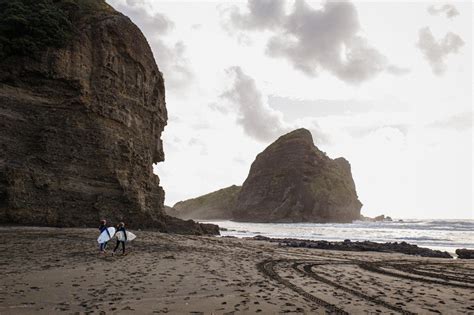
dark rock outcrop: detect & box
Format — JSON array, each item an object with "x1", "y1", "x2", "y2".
[
  {"x1": 0, "y1": 1, "x2": 217, "y2": 234},
  {"x1": 456, "y1": 248, "x2": 474, "y2": 259},
  {"x1": 252, "y1": 236, "x2": 453, "y2": 258},
  {"x1": 360, "y1": 214, "x2": 393, "y2": 222},
  {"x1": 233, "y1": 129, "x2": 362, "y2": 223},
  {"x1": 172, "y1": 185, "x2": 241, "y2": 220}
]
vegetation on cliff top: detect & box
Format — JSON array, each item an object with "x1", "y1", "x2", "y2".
[
  {"x1": 0, "y1": 0, "x2": 111, "y2": 59},
  {"x1": 172, "y1": 185, "x2": 241, "y2": 220},
  {"x1": 174, "y1": 185, "x2": 241, "y2": 210}
]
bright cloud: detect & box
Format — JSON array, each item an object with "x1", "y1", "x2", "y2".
[
  {"x1": 223, "y1": 0, "x2": 407, "y2": 84},
  {"x1": 417, "y1": 27, "x2": 465, "y2": 75},
  {"x1": 220, "y1": 66, "x2": 291, "y2": 142},
  {"x1": 427, "y1": 4, "x2": 460, "y2": 19}
]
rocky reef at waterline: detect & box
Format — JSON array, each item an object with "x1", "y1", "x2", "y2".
[
  {"x1": 251, "y1": 236, "x2": 453, "y2": 259},
  {"x1": 456, "y1": 248, "x2": 474, "y2": 259}
]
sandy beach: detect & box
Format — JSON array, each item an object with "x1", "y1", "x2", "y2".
[{"x1": 1, "y1": 227, "x2": 473, "y2": 314}]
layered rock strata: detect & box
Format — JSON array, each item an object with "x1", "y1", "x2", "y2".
[{"x1": 0, "y1": 2, "x2": 217, "y2": 234}]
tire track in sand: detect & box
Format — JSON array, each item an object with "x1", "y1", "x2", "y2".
[
  {"x1": 294, "y1": 262, "x2": 415, "y2": 315},
  {"x1": 257, "y1": 259, "x2": 349, "y2": 315}
]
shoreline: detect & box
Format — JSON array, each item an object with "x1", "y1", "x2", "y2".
[
  {"x1": 243, "y1": 235, "x2": 455, "y2": 258},
  {"x1": 1, "y1": 226, "x2": 474, "y2": 314},
  {"x1": 202, "y1": 219, "x2": 474, "y2": 255}
]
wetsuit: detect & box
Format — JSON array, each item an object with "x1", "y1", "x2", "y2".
[
  {"x1": 114, "y1": 226, "x2": 127, "y2": 254},
  {"x1": 99, "y1": 224, "x2": 111, "y2": 252}
]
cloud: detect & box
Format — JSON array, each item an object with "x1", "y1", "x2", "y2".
[
  {"x1": 208, "y1": 102, "x2": 229, "y2": 114},
  {"x1": 121, "y1": 0, "x2": 174, "y2": 34},
  {"x1": 268, "y1": 96, "x2": 375, "y2": 119},
  {"x1": 188, "y1": 138, "x2": 208, "y2": 155},
  {"x1": 346, "y1": 124, "x2": 410, "y2": 138},
  {"x1": 152, "y1": 40, "x2": 194, "y2": 90},
  {"x1": 428, "y1": 112, "x2": 473, "y2": 130},
  {"x1": 223, "y1": 0, "x2": 402, "y2": 84},
  {"x1": 219, "y1": 67, "x2": 328, "y2": 144},
  {"x1": 386, "y1": 65, "x2": 411, "y2": 76},
  {"x1": 191, "y1": 121, "x2": 212, "y2": 130},
  {"x1": 107, "y1": 0, "x2": 193, "y2": 90},
  {"x1": 228, "y1": 0, "x2": 286, "y2": 30},
  {"x1": 417, "y1": 27, "x2": 464, "y2": 75},
  {"x1": 427, "y1": 4, "x2": 460, "y2": 19},
  {"x1": 233, "y1": 156, "x2": 247, "y2": 165},
  {"x1": 268, "y1": 96, "x2": 412, "y2": 121},
  {"x1": 220, "y1": 66, "x2": 291, "y2": 142}
]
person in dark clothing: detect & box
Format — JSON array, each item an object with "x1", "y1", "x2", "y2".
[
  {"x1": 113, "y1": 222, "x2": 127, "y2": 255},
  {"x1": 99, "y1": 219, "x2": 111, "y2": 254}
]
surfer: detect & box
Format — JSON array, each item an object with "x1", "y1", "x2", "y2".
[
  {"x1": 113, "y1": 222, "x2": 127, "y2": 255},
  {"x1": 99, "y1": 219, "x2": 111, "y2": 254}
]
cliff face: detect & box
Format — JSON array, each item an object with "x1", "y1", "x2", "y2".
[
  {"x1": 0, "y1": 3, "x2": 217, "y2": 234},
  {"x1": 233, "y1": 129, "x2": 362, "y2": 223},
  {"x1": 171, "y1": 185, "x2": 241, "y2": 220}
]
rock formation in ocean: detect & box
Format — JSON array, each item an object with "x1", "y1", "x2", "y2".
[
  {"x1": 0, "y1": 0, "x2": 217, "y2": 234},
  {"x1": 359, "y1": 214, "x2": 393, "y2": 222},
  {"x1": 233, "y1": 128, "x2": 362, "y2": 223},
  {"x1": 456, "y1": 248, "x2": 474, "y2": 259},
  {"x1": 171, "y1": 185, "x2": 241, "y2": 220},
  {"x1": 252, "y1": 236, "x2": 452, "y2": 258}
]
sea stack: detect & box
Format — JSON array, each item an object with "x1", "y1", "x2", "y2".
[
  {"x1": 0, "y1": 1, "x2": 217, "y2": 234},
  {"x1": 233, "y1": 128, "x2": 362, "y2": 223}
]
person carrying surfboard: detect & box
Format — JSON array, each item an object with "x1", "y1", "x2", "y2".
[
  {"x1": 99, "y1": 219, "x2": 111, "y2": 254},
  {"x1": 112, "y1": 222, "x2": 127, "y2": 255}
]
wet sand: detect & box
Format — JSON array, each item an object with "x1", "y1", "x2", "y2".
[{"x1": 1, "y1": 226, "x2": 473, "y2": 314}]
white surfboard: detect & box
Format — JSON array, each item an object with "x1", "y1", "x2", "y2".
[
  {"x1": 116, "y1": 231, "x2": 136, "y2": 242},
  {"x1": 97, "y1": 227, "x2": 116, "y2": 244}
]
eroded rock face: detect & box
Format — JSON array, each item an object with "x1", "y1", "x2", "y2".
[
  {"x1": 233, "y1": 129, "x2": 362, "y2": 223},
  {"x1": 0, "y1": 4, "x2": 217, "y2": 234},
  {"x1": 172, "y1": 185, "x2": 241, "y2": 220}
]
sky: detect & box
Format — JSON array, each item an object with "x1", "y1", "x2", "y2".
[{"x1": 107, "y1": 0, "x2": 473, "y2": 219}]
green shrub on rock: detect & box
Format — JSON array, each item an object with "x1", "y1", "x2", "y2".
[{"x1": 0, "y1": 0, "x2": 109, "y2": 59}]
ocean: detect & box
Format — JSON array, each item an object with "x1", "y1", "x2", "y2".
[{"x1": 203, "y1": 219, "x2": 474, "y2": 254}]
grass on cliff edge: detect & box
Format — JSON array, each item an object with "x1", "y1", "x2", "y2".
[
  {"x1": 174, "y1": 185, "x2": 241, "y2": 210},
  {"x1": 0, "y1": 0, "x2": 112, "y2": 60}
]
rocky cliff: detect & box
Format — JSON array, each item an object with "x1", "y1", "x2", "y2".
[
  {"x1": 233, "y1": 129, "x2": 362, "y2": 223},
  {"x1": 171, "y1": 185, "x2": 241, "y2": 220},
  {"x1": 0, "y1": 1, "x2": 217, "y2": 234}
]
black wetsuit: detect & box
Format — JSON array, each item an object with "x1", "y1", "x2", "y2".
[
  {"x1": 114, "y1": 226, "x2": 127, "y2": 254},
  {"x1": 99, "y1": 224, "x2": 110, "y2": 251}
]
